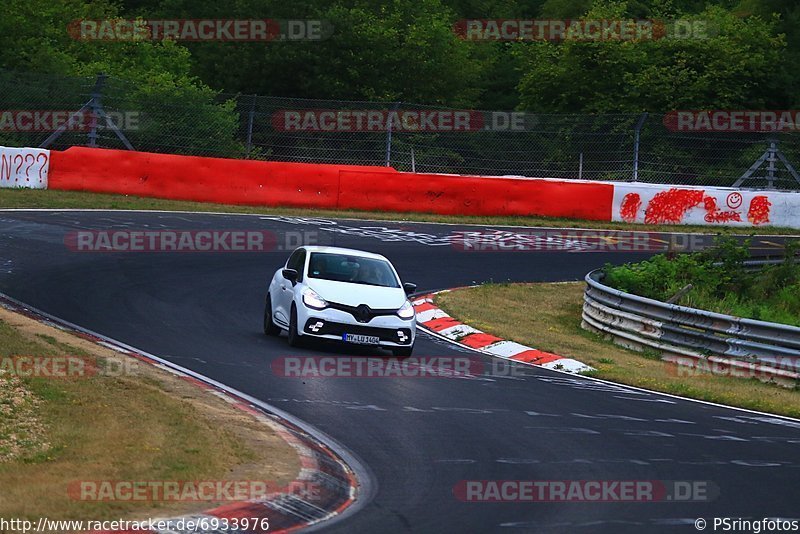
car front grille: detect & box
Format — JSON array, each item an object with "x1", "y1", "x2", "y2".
[
  {"x1": 304, "y1": 318, "x2": 412, "y2": 345},
  {"x1": 326, "y1": 301, "x2": 398, "y2": 323}
]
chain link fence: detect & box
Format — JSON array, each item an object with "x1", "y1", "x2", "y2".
[{"x1": 2, "y1": 68, "x2": 799, "y2": 189}]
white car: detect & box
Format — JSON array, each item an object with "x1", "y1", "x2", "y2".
[{"x1": 264, "y1": 246, "x2": 417, "y2": 356}]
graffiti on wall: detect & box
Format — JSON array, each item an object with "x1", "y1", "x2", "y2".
[{"x1": 613, "y1": 185, "x2": 790, "y2": 227}]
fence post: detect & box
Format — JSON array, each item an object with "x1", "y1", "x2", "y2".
[
  {"x1": 766, "y1": 139, "x2": 777, "y2": 189},
  {"x1": 734, "y1": 138, "x2": 800, "y2": 188},
  {"x1": 86, "y1": 73, "x2": 107, "y2": 148},
  {"x1": 578, "y1": 152, "x2": 583, "y2": 179},
  {"x1": 385, "y1": 101, "x2": 400, "y2": 167},
  {"x1": 40, "y1": 72, "x2": 131, "y2": 150},
  {"x1": 245, "y1": 94, "x2": 257, "y2": 159},
  {"x1": 633, "y1": 112, "x2": 648, "y2": 182}
]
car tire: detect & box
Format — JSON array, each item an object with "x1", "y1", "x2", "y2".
[
  {"x1": 263, "y1": 295, "x2": 281, "y2": 336},
  {"x1": 287, "y1": 304, "x2": 302, "y2": 347},
  {"x1": 392, "y1": 344, "x2": 414, "y2": 358}
]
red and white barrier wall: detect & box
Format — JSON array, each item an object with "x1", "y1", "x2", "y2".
[
  {"x1": 0, "y1": 147, "x2": 49, "y2": 189},
  {"x1": 613, "y1": 182, "x2": 800, "y2": 228},
  {"x1": 4, "y1": 145, "x2": 800, "y2": 229},
  {"x1": 45, "y1": 146, "x2": 612, "y2": 220}
]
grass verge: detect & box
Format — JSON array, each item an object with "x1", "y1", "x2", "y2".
[
  {"x1": 1, "y1": 188, "x2": 799, "y2": 235},
  {"x1": 435, "y1": 282, "x2": 800, "y2": 418},
  {"x1": 0, "y1": 305, "x2": 299, "y2": 522}
]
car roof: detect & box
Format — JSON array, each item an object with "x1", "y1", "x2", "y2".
[{"x1": 301, "y1": 246, "x2": 390, "y2": 262}]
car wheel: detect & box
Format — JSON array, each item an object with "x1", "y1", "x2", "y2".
[
  {"x1": 287, "y1": 304, "x2": 302, "y2": 347},
  {"x1": 392, "y1": 344, "x2": 414, "y2": 358},
  {"x1": 263, "y1": 295, "x2": 281, "y2": 336}
]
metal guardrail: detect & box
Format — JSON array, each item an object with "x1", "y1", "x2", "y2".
[{"x1": 582, "y1": 262, "x2": 800, "y2": 385}]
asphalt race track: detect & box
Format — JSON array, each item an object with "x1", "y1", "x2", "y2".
[{"x1": 1, "y1": 210, "x2": 799, "y2": 534}]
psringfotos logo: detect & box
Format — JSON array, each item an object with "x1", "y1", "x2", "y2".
[{"x1": 710, "y1": 518, "x2": 800, "y2": 533}]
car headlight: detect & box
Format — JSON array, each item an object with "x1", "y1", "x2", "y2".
[
  {"x1": 397, "y1": 300, "x2": 415, "y2": 319},
  {"x1": 302, "y1": 288, "x2": 328, "y2": 310}
]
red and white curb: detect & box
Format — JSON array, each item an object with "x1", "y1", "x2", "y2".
[
  {"x1": 0, "y1": 292, "x2": 361, "y2": 534},
  {"x1": 413, "y1": 290, "x2": 595, "y2": 374}
]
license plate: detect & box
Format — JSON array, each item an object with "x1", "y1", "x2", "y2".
[{"x1": 343, "y1": 333, "x2": 380, "y2": 345}]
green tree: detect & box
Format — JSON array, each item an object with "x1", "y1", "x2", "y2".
[
  {"x1": 734, "y1": 0, "x2": 800, "y2": 108},
  {"x1": 515, "y1": 1, "x2": 784, "y2": 112},
  {"x1": 0, "y1": 0, "x2": 242, "y2": 156},
  {"x1": 129, "y1": 0, "x2": 484, "y2": 106}
]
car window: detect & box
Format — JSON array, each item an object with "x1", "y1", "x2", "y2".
[
  {"x1": 286, "y1": 248, "x2": 306, "y2": 281},
  {"x1": 308, "y1": 253, "x2": 399, "y2": 288}
]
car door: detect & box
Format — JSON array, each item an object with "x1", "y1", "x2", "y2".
[{"x1": 275, "y1": 247, "x2": 305, "y2": 325}]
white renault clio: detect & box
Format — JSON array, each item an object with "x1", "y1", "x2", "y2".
[{"x1": 264, "y1": 246, "x2": 417, "y2": 356}]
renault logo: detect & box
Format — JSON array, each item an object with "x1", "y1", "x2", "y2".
[{"x1": 355, "y1": 304, "x2": 372, "y2": 323}]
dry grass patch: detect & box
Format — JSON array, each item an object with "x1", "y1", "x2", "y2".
[
  {"x1": 1, "y1": 188, "x2": 798, "y2": 235},
  {"x1": 436, "y1": 282, "x2": 800, "y2": 418},
  {"x1": 0, "y1": 306, "x2": 299, "y2": 522}
]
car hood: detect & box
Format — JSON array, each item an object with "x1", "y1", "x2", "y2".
[{"x1": 307, "y1": 279, "x2": 407, "y2": 309}]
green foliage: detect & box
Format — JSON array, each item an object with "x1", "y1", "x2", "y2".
[
  {"x1": 131, "y1": 0, "x2": 484, "y2": 107},
  {"x1": 4, "y1": 0, "x2": 800, "y2": 151},
  {"x1": 4, "y1": 0, "x2": 800, "y2": 113},
  {"x1": 515, "y1": 1, "x2": 784, "y2": 112},
  {"x1": 603, "y1": 237, "x2": 800, "y2": 326},
  {"x1": 0, "y1": 0, "x2": 241, "y2": 156}
]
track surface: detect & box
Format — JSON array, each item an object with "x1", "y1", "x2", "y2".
[{"x1": 1, "y1": 210, "x2": 799, "y2": 534}]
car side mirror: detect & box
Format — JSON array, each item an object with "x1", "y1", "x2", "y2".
[
  {"x1": 403, "y1": 282, "x2": 417, "y2": 296},
  {"x1": 282, "y1": 268, "x2": 298, "y2": 285}
]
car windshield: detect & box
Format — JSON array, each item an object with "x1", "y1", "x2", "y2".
[{"x1": 307, "y1": 253, "x2": 400, "y2": 288}]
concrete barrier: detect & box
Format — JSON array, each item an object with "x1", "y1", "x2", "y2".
[
  {"x1": 4, "y1": 145, "x2": 799, "y2": 228},
  {"x1": 48, "y1": 146, "x2": 614, "y2": 220},
  {"x1": 613, "y1": 182, "x2": 800, "y2": 228}
]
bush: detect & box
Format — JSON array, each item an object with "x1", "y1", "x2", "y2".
[{"x1": 602, "y1": 237, "x2": 800, "y2": 327}]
